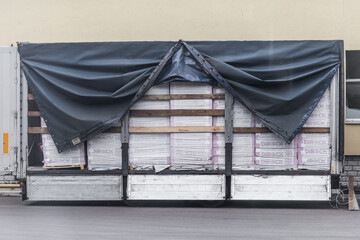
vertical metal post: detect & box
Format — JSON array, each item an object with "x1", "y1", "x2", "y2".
[
  {"x1": 330, "y1": 72, "x2": 339, "y2": 174},
  {"x1": 339, "y1": 42, "x2": 345, "y2": 170},
  {"x1": 224, "y1": 91, "x2": 234, "y2": 199},
  {"x1": 20, "y1": 67, "x2": 28, "y2": 180},
  {"x1": 121, "y1": 114, "x2": 129, "y2": 200}
]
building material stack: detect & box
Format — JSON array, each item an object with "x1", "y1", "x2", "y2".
[
  {"x1": 212, "y1": 86, "x2": 225, "y2": 170},
  {"x1": 129, "y1": 84, "x2": 171, "y2": 170},
  {"x1": 87, "y1": 130, "x2": 122, "y2": 171},
  {"x1": 41, "y1": 118, "x2": 85, "y2": 168},
  {"x1": 170, "y1": 82, "x2": 213, "y2": 170},
  {"x1": 254, "y1": 133, "x2": 297, "y2": 170},
  {"x1": 298, "y1": 89, "x2": 331, "y2": 170}
]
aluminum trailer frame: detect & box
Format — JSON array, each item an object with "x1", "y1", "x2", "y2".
[{"x1": 17, "y1": 47, "x2": 344, "y2": 202}]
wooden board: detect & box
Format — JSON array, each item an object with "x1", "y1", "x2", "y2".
[
  {"x1": 27, "y1": 94, "x2": 35, "y2": 100},
  {"x1": 42, "y1": 164, "x2": 85, "y2": 169},
  {"x1": 28, "y1": 126, "x2": 330, "y2": 134},
  {"x1": 130, "y1": 109, "x2": 225, "y2": 117},
  {"x1": 129, "y1": 126, "x2": 225, "y2": 133},
  {"x1": 233, "y1": 127, "x2": 330, "y2": 133},
  {"x1": 28, "y1": 93, "x2": 225, "y2": 101},
  {"x1": 28, "y1": 111, "x2": 41, "y2": 117},
  {"x1": 28, "y1": 109, "x2": 225, "y2": 117},
  {"x1": 28, "y1": 127, "x2": 122, "y2": 134}
]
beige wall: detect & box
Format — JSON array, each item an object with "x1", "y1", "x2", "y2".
[{"x1": 1, "y1": 0, "x2": 360, "y2": 154}]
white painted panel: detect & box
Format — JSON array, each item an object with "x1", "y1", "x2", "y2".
[
  {"x1": 27, "y1": 175, "x2": 122, "y2": 201},
  {"x1": 0, "y1": 47, "x2": 18, "y2": 182},
  {"x1": 128, "y1": 175, "x2": 225, "y2": 200},
  {"x1": 231, "y1": 175, "x2": 331, "y2": 201}
]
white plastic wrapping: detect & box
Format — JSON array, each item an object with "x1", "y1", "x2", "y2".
[
  {"x1": 170, "y1": 82, "x2": 213, "y2": 170},
  {"x1": 41, "y1": 118, "x2": 85, "y2": 167},
  {"x1": 233, "y1": 100, "x2": 253, "y2": 127},
  {"x1": 87, "y1": 133, "x2": 122, "y2": 170},
  {"x1": 76, "y1": 83, "x2": 332, "y2": 172},
  {"x1": 297, "y1": 133, "x2": 331, "y2": 170},
  {"x1": 129, "y1": 84, "x2": 171, "y2": 170},
  {"x1": 255, "y1": 133, "x2": 296, "y2": 149},
  {"x1": 129, "y1": 134, "x2": 171, "y2": 170},
  {"x1": 304, "y1": 89, "x2": 331, "y2": 127}
]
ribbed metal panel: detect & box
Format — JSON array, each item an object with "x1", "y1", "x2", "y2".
[{"x1": 0, "y1": 47, "x2": 18, "y2": 182}]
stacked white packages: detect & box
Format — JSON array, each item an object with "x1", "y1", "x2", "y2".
[
  {"x1": 254, "y1": 133, "x2": 297, "y2": 170},
  {"x1": 41, "y1": 118, "x2": 85, "y2": 168},
  {"x1": 297, "y1": 133, "x2": 331, "y2": 170},
  {"x1": 170, "y1": 82, "x2": 213, "y2": 170},
  {"x1": 232, "y1": 100, "x2": 254, "y2": 169},
  {"x1": 232, "y1": 134, "x2": 254, "y2": 170},
  {"x1": 212, "y1": 94, "x2": 255, "y2": 170},
  {"x1": 129, "y1": 84, "x2": 171, "y2": 170},
  {"x1": 87, "y1": 133, "x2": 122, "y2": 170},
  {"x1": 212, "y1": 86, "x2": 225, "y2": 169},
  {"x1": 298, "y1": 88, "x2": 331, "y2": 170},
  {"x1": 304, "y1": 89, "x2": 331, "y2": 127}
]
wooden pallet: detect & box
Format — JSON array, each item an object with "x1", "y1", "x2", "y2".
[{"x1": 43, "y1": 164, "x2": 85, "y2": 170}]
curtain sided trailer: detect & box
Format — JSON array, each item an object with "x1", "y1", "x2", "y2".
[{"x1": 0, "y1": 40, "x2": 344, "y2": 202}]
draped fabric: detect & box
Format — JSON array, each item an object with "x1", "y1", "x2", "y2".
[{"x1": 19, "y1": 40, "x2": 342, "y2": 152}]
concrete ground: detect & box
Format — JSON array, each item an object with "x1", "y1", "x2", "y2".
[{"x1": 0, "y1": 197, "x2": 359, "y2": 240}]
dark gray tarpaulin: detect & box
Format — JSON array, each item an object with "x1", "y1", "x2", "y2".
[{"x1": 18, "y1": 40, "x2": 342, "y2": 153}]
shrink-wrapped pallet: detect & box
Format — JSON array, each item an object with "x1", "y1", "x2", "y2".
[
  {"x1": 232, "y1": 101, "x2": 254, "y2": 169},
  {"x1": 87, "y1": 133, "x2": 122, "y2": 170},
  {"x1": 41, "y1": 118, "x2": 85, "y2": 168},
  {"x1": 129, "y1": 84, "x2": 171, "y2": 170},
  {"x1": 212, "y1": 86, "x2": 225, "y2": 169},
  {"x1": 255, "y1": 133, "x2": 296, "y2": 149},
  {"x1": 212, "y1": 90, "x2": 255, "y2": 170},
  {"x1": 212, "y1": 86, "x2": 225, "y2": 127},
  {"x1": 232, "y1": 134, "x2": 254, "y2": 170},
  {"x1": 129, "y1": 134, "x2": 171, "y2": 170},
  {"x1": 233, "y1": 100, "x2": 253, "y2": 128},
  {"x1": 170, "y1": 82, "x2": 213, "y2": 170},
  {"x1": 297, "y1": 133, "x2": 331, "y2": 170},
  {"x1": 254, "y1": 132, "x2": 297, "y2": 170},
  {"x1": 304, "y1": 89, "x2": 331, "y2": 127},
  {"x1": 212, "y1": 133, "x2": 225, "y2": 169},
  {"x1": 213, "y1": 134, "x2": 254, "y2": 170}
]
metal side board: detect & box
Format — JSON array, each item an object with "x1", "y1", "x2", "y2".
[{"x1": 26, "y1": 175, "x2": 122, "y2": 201}]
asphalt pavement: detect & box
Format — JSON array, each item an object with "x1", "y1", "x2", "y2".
[{"x1": 0, "y1": 197, "x2": 359, "y2": 240}]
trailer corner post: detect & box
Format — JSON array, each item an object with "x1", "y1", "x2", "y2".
[
  {"x1": 224, "y1": 91, "x2": 234, "y2": 199},
  {"x1": 339, "y1": 42, "x2": 345, "y2": 169},
  {"x1": 121, "y1": 114, "x2": 129, "y2": 200}
]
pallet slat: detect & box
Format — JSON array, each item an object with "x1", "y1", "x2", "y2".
[
  {"x1": 28, "y1": 111, "x2": 41, "y2": 117},
  {"x1": 28, "y1": 109, "x2": 225, "y2": 117},
  {"x1": 28, "y1": 126, "x2": 330, "y2": 134},
  {"x1": 27, "y1": 93, "x2": 225, "y2": 101},
  {"x1": 130, "y1": 126, "x2": 225, "y2": 133},
  {"x1": 130, "y1": 109, "x2": 225, "y2": 117},
  {"x1": 43, "y1": 164, "x2": 85, "y2": 170}
]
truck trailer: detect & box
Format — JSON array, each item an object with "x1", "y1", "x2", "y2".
[{"x1": 0, "y1": 40, "x2": 344, "y2": 202}]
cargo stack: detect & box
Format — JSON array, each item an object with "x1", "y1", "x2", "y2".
[
  {"x1": 170, "y1": 82, "x2": 213, "y2": 170},
  {"x1": 129, "y1": 84, "x2": 171, "y2": 170},
  {"x1": 41, "y1": 118, "x2": 85, "y2": 168},
  {"x1": 254, "y1": 133, "x2": 297, "y2": 170},
  {"x1": 298, "y1": 89, "x2": 331, "y2": 170},
  {"x1": 40, "y1": 84, "x2": 332, "y2": 172},
  {"x1": 87, "y1": 128, "x2": 122, "y2": 171},
  {"x1": 212, "y1": 86, "x2": 225, "y2": 170},
  {"x1": 232, "y1": 101, "x2": 255, "y2": 169}
]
